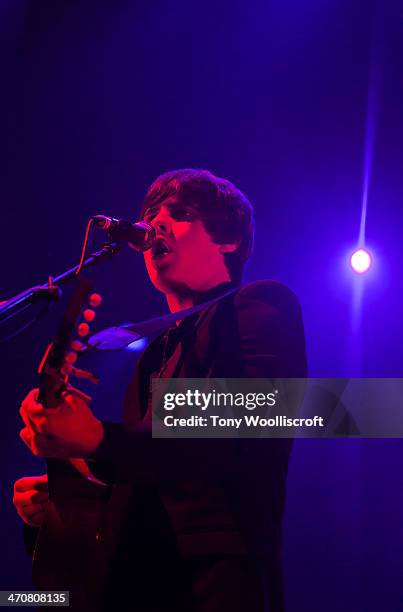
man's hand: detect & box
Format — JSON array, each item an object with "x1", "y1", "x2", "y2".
[
  {"x1": 13, "y1": 474, "x2": 49, "y2": 527},
  {"x1": 19, "y1": 388, "x2": 104, "y2": 459}
]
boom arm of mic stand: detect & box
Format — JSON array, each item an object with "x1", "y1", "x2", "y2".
[{"x1": 0, "y1": 242, "x2": 120, "y2": 325}]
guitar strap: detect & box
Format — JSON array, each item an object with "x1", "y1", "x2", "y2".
[{"x1": 88, "y1": 286, "x2": 238, "y2": 350}]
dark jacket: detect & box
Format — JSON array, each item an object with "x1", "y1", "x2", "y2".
[{"x1": 30, "y1": 280, "x2": 307, "y2": 611}]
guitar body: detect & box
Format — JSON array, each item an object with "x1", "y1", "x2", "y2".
[
  {"x1": 33, "y1": 461, "x2": 112, "y2": 609},
  {"x1": 32, "y1": 460, "x2": 111, "y2": 610}
]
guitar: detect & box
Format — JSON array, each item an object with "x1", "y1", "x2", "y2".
[{"x1": 31, "y1": 278, "x2": 116, "y2": 608}]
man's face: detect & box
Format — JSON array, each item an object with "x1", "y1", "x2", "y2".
[{"x1": 141, "y1": 198, "x2": 230, "y2": 294}]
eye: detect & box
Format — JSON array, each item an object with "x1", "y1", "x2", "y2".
[
  {"x1": 143, "y1": 205, "x2": 197, "y2": 223},
  {"x1": 170, "y1": 207, "x2": 196, "y2": 221}
]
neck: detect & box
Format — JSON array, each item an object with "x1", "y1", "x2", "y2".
[
  {"x1": 166, "y1": 293, "x2": 196, "y2": 313},
  {"x1": 165, "y1": 274, "x2": 232, "y2": 313}
]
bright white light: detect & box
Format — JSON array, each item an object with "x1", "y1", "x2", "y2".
[
  {"x1": 127, "y1": 337, "x2": 148, "y2": 352},
  {"x1": 350, "y1": 248, "x2": 372, "y2": 274}
]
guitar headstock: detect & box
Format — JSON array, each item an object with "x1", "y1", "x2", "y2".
[{"x1": 38, "y1": 278, "x2": 102, "y2": 408}]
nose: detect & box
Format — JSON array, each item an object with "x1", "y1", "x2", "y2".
[{"x1": 150, "y1": 207, "x2": 171, "y2": 236}]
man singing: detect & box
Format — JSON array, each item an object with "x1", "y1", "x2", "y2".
[{"x1": 13, "y1": 169, "x2": 307, "y2": 611}]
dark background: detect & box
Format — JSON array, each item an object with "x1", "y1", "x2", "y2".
[{"x1": 1, "y1": 1, "x2": 402, "y2": 610}]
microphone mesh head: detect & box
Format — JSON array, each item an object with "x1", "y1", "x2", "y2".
[{"x1": 131, "y1": 221, "x2": 155, "y2": 251}]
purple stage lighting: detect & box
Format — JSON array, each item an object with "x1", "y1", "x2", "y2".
[{"x1": 350, "y1": 248, "x2": 372, "y2": 274}]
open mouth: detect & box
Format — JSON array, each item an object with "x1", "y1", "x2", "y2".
[{"x1": 151, "y1": 238, "x2": 172, "y2": 259}]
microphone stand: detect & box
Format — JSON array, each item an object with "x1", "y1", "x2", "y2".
[{"x1": 0, "y1": 241, "x2": 120, "y2": 327}]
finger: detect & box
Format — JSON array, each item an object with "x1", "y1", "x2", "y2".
[
  {"x1": 63, "y1": 386, "x2": 92, "y2": 403},
  {"x1": 20, "y1": 398, "x2": 45, "y2": 430},
  {"x1": 27, "y1": 405, "x2": 48, "y2": 418},
  {"x1": 33, "y1": 476, "x2": 49, "y2": 491},
  {"x1": 14, "y1": 475, "x2": 48, "y2": 493},
  {"x1": 19, "y1": 427, "x2": 48, "y2": 447},
  {"x1": 14, "y1": 478, "x2": 37, "y2": 493},
  {"x1": 15, "y1": 497, "x2": 47, "y2": 511},
  {"x1": 20, "y1": 403, "x2": 48, "y2": 422},
  {"x1": 14, "y1": 490, "x2": 42, "y2": 507},
  {"x1": 21, "y1": 388, "x2": 40, "y2": 404},
  {"x1": 19, "y1": 389, "x2": 40, "y2": 414},
  {"x1": 19, "y1": 428, "x2": 52, "y2": 457},
  {"x1": 21, "y1": 401, "x2": 65, "y2": 433},
  {"x1": 24, "y1": 511, "x2": 46, "y2": 528},
  {"x1": 19, "y1": 403, "x2": 30, "y2": 428},
  {"x1": 20, "y1": 502, "x2": 45, "y2": 516},
  {"x1": 30, "y1": 433, "x2": 54, "y2": 457},
  {"x1": 19, "y1": 427, "x2": 32, "y2": 449},
  {"x1": 13, "y1": 491, "x2": 30, "y2": 507},
  {"x1": 30, "y1": 433, "x2": 68, "y2": 459},
  {"x1": 18, "y1": 492, "x2": 49, "y2": 507},
  {"x1": 21, "y1": 406, "x2": 59, "y2": 436},
  {"x1": 28, "y1": 416, "x2": 51, "y2": 435},
  {"x1": 31, "y1": 491, "x2": 49, "y2": 503},
  {"x1": 16, "y1": 503, "x2": 45, "y2": 521}
]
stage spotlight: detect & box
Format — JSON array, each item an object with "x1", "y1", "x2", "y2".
[{"x1": 350, "y1": 248, "x2": 372, "y2": 274}]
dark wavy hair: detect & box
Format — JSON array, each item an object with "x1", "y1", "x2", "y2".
[{"x1": 140, "y1": 169, "x2": 254, "y2": 282}]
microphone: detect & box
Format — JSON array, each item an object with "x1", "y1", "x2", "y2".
[{"x1": 92, "y1": 215, "x2": 155, "y2": 251}]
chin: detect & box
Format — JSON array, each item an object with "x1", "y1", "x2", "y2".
[{"x1": 148, "y1": 268, "x2": 176, "y2": 292}]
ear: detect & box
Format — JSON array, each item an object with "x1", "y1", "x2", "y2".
[{"x1": 219, "y1": 242, "x2": 239, "y2": 254}]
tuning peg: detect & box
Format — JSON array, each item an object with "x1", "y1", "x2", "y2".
[
  {"x1": 71, "y1": 339, "x2": 84, "y2": 351},
  {"x1": 77, "y1": 322, "x2": 90, "y2": 337},
  {"x1": 65, "y1": 351, "x2": 78, "y2": 364},
  {"x1": 89, "y1": 293, "x2": 102, "y2": 308},
  {"x1": 71, "y1": 366, "x2": 100, "y2": 384},
  {"x1": 83, "y1": 308, "x2": 96, "y2": 322}
]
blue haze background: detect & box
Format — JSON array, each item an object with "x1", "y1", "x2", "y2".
[{"x1": 1, "y1": 1, "x2": 402, "y2": 610}]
